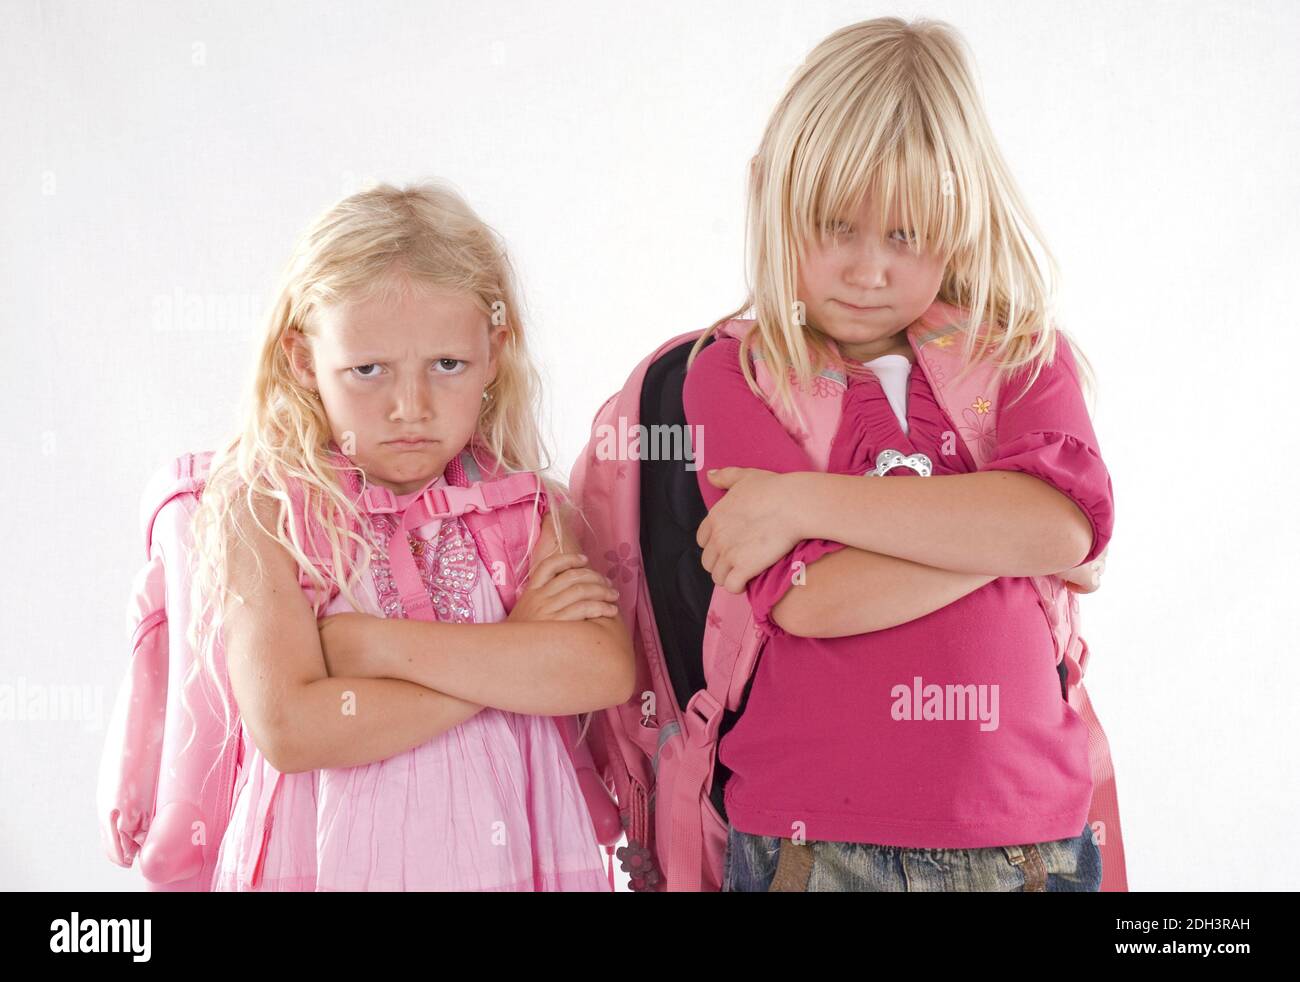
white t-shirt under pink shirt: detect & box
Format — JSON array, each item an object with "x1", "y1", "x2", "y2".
[{"x1": 860, "y1": 353, "x2": 912, "y2": 435}]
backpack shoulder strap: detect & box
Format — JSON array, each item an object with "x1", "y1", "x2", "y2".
[
  {"x1": 140, "y1": 451, "x2": 214, "y2": 558},
  {"x1": 664, "y1": 321, "x2": 845, "y2": 889},
  {"x1": 906, "y1": 300, "x2": 1001, "y2": 469},
  {"x1": 715, "y1": 318, "x2": 847, "y2": 470},
  {"x1": 446, "y1": 443, "x2": 549, "y2": 612}
]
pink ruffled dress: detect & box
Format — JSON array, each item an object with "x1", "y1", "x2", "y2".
[{"x1": 212, "y1": 470, "x2": 611, "y2": 891}]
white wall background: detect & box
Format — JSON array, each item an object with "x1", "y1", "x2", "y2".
[{"x1": 2, "y1": 0, "x2": 1296, "y2": 891}]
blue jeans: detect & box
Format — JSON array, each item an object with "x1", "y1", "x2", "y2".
[{"x1": 722, "y1": 822, "x2": 1102, "y2": 892}]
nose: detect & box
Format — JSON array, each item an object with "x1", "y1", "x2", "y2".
[
  {"x1": 843, "y1": 239, "x2": 889, "y2": 290},
  {"x1": 389, "y1": 373, "x2": 433, "y2": 424}
]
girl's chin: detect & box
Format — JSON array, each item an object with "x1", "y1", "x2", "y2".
[{"x1": 357, "y1": 457, "x2": 450, "y2": 494}]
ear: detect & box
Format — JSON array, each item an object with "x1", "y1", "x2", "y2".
[
  {"x1": 280, "y1": 328, "x2": 318, "y2": 390},
  {"x1": 485, "y1": 323, "x2": 509, "y2": 386}
]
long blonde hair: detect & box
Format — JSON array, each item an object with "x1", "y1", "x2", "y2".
[
  {"x1": 183, "y1": 181, "x2": 570, "y2": 768},
  {"x1": 687, "y1": 15, "x2": 1097, "y2": 428}
]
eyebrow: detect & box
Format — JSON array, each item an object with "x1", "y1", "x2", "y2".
[{"x1": 340, "y1": 350, "x2": 474, "y2": 362}]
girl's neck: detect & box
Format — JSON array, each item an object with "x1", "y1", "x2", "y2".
[
  {"x1": 836, "y1": 335, "x2": 915, "y2": 365},
  {"x1": 366, "y1": 470, "x2": 448, "y2": 502}
]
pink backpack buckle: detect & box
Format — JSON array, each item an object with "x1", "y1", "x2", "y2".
[
  {"x1": 424, "y1": 485, "x2": 490, "y2": 518},
  {"x1": 361, "y1": 485, "x2": 399, "y2": 514},
  {"x1": 421, "y1": 486, "x2": 451, "y2": 517},
  {"x1": 683, "y1": 688, "x2": 723, "y2": 745}
]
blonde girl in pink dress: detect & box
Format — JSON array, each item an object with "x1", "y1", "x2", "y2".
[{"x1": 186, "y1": 182, "x2": 634, "y2": 891}]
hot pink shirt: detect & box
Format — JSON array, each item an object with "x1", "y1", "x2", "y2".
[{"x1": 682, "y1": 333, "x2": 1115, "y2": 848}]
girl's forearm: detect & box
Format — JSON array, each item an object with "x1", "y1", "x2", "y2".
[
  {"x1": 789, "y1": 471, "x2": 1092, "y2": 576},
  {"x1": 278, "y1": 676, "x2": 483, "y2": 774},
  {"x1": 770, "y1": 546, "x2": 998, "y2": 638},
  {"x1": 368, "y1": 616, "x2": 634, "y2": 716}
]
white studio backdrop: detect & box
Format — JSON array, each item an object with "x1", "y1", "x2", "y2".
[{"x1": 1, "y1": 0, "x2": 1296, "y2": 891}]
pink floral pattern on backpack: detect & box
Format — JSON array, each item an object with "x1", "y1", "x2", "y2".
[
  {"x1": 605, "y1": 541, "x2": 638, "y2": 584},
  {"x1": 783, "y1": 364, "x2": 841, "y2": 399},
  {"x1": 959, "y1": 396, "x2": 998, "y2": 463}
]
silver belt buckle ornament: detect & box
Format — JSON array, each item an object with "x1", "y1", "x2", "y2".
[{"x1": 866, "y1": 448, "x2": 933, "y2": 477}]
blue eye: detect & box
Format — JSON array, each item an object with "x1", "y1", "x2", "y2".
[
  {"x1": 891, "y1": 228, "x2": 918, "y2": 243},
  {"x1": 434, "y1": 358, "x2": 465, "y2": 374},
  {"x1": 824, "y1": 219, "x2": 854, "y2": 237},
  {"x1": 351, "y1": 363, "x2": 382, "y2": 379}
]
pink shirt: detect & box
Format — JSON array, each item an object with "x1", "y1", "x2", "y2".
[{"x1": 682, "y1": 333, "x2": 1115, "y2": 848}]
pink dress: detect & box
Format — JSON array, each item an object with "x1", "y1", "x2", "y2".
[{"x1": 212, "y1": 472, "x2": 611, "y2": 891}]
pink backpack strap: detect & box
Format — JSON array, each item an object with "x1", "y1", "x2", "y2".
[
  {"x1": 662, "y1": 587, "x2": 762, "y2": 891},
  {"x1": 139, "y1": 450, "x2": 214, "y2": 557},
  {"x1": 640, "y1": 322, "x2": 844, "y2": 889},
  {"x1": 449, "y1": 445, "x2": 549, "y2": 611},
  {"x1": 718, "y1": 319, "x2": 846, "y2": 469},
  {"x1": 657, "y1": 324, "x2": 849, "y2": 888},
  {"x1": 570, "y1": 327, "x2": 744, "y2": 888},
  {"x1": 906, "y1": 301, "x2": 1001, "y2": 467},
  {"x1": 355, "y1": 463, "x2": 539, "y2": 622},
  {"x1": 289, "y1": 445, "x2": 545, "y2": 617}
]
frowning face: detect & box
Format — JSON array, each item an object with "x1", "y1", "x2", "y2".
[
  {"x1": 285, "y1": 274, "x2": 506, "y2": 494},
  {"x1": 797, "y1": 195, "x2": 947, "y2": 362}
]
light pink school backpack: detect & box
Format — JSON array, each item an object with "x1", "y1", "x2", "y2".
[
  {"x1": 568, "y1": 299, "x2": 1127, "y2": 892},
  {"x1": 97, "y1": 440, "x2": 623, "y2": 891}
]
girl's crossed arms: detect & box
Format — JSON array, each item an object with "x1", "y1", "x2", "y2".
[
  {"x1": 225, "y1": 493, "x2": 633, "y2": 774},
  {"x1": 685, "y1": 334, "x2": 1113, "y2": 639}
]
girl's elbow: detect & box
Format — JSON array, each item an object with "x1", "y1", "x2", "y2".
[
  {"x1": 1054, "y1": 512, "x2": 1095, "y2": 572},
  {"x1": 1029, "y1": 527, "x2": 1090, "y2": 577},
  {"x1": 266, "y1": 708, "x2": 318, "y2": 773},
  {"x1": 1068, "y1": 527, "x2": 1095, "y2": 570},
  {"x1": 612, "y1": 661, "x2": 637, "y2": 705},
  {"x1": 591, "y1": 618, "x2": 637, "y2": 705},
  {"x1": 770, "y1": 603, "x2": 799, "y2": 637},
  {"x1": 265, "y1": 728, "x2": 305, "y2": 774},
  {"x1": 1028, "y1": 495, "x2": 1094, "y2": 574},
  {"x1": 261, "y1": 686, "x2": 317, "y2": 774},
  {"x1": 770, "y1": 592, "x2": 811, "y2": 638},
  {"x1": 610, "y1": 638, "x2": 637, "y2": 704}
]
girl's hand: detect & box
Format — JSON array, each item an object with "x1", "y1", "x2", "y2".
[
  {"x1": 318, "y1": 612, "x2": 388, "y2": 678},
  {"x1": 1057, "y1": 546, "x2": 1108, "y2": 594},
  {"x1": 507, "y1": 552, "x2": 620, "y2": 624},
  {"x1": 697, "y1": 467, "x2": 802, "y2": 594}
]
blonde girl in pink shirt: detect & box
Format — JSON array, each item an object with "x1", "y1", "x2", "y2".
[{"x1": 682, "y1": 17, "x2": 1115, "y2": 891}]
